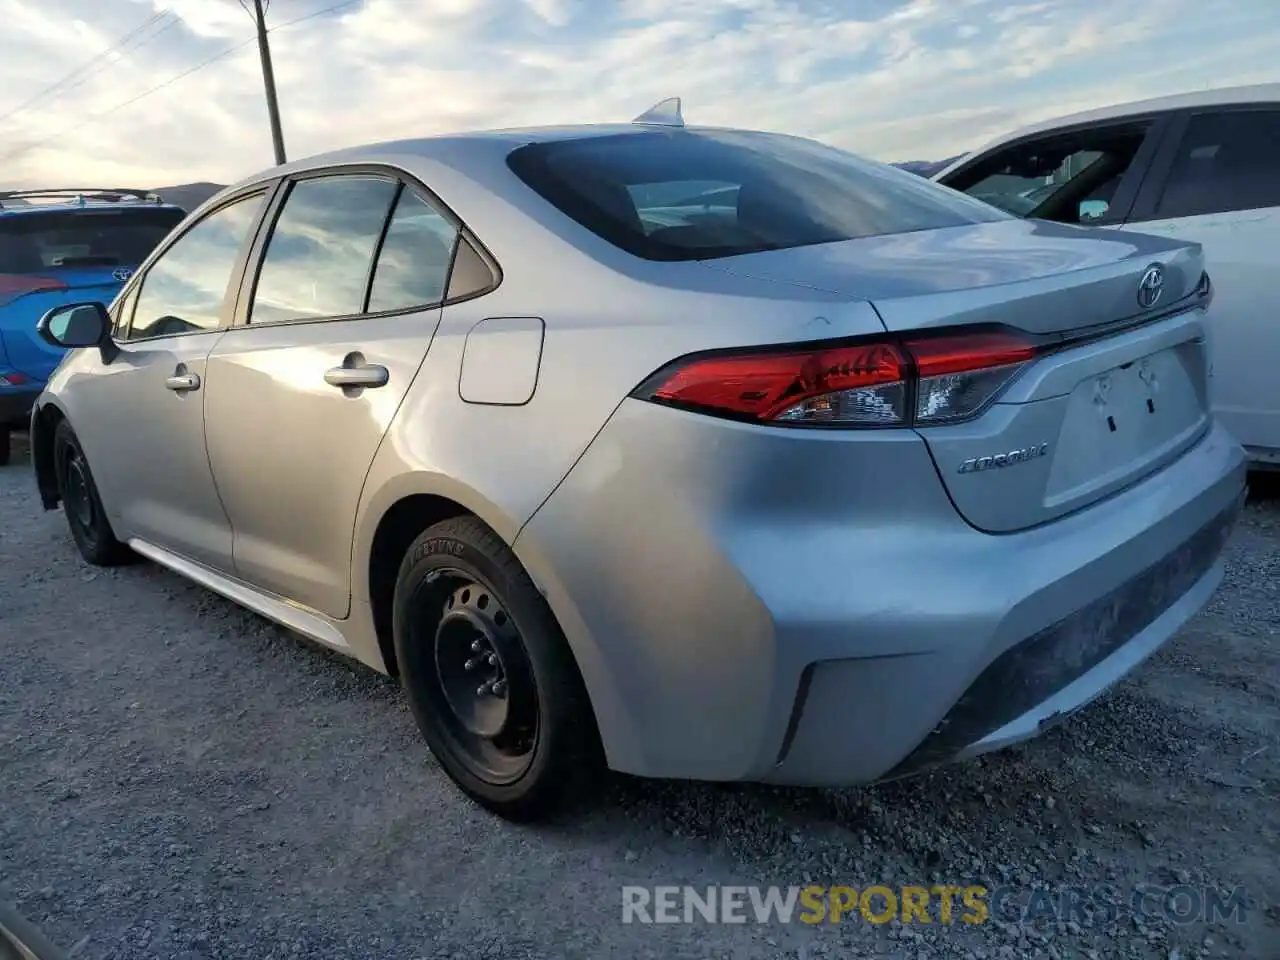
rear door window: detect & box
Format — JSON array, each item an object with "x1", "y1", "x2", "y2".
[
  {"x1": 1152, "y1": 108, "x2": 1280, "y2": 219},
  {"x1": 249, "y1": 175, "x2": 399, "y2": 325},
  {"x1": 507, "y1": 130, "x2": 1006, "y2": 262},
  {"x1": 367, "y1": 189, "x2": 459, "y2": 312},
  {"x1": 0, "y1": 207, "x2": 185, "y2": 273},
  {"x1": 940, "y1": 122, "x2": 1156, "y2": 224}
]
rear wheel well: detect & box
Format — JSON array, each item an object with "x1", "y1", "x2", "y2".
[
  {"x1": 32, "y1": 405, "x2": 66, "y2": 509},
  {"x1": 368, "y1": 494, "x2": 472, "y2": 676}
]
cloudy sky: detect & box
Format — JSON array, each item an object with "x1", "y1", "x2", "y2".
[{"x1": 2, "y1": 0, "x2": 1277, "y2": 189}]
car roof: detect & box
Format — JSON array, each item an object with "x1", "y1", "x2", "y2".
[
  {"x1": 935, "y1": 82, "x2": 1280, "y2": 178},
  {"x1": 223, "y1": 122, "x2": 782, "y2": 193}
]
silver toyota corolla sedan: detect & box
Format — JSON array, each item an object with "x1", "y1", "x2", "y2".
[{"x1": 29, "y1": 104, "x2": 1247, "y2": 820}]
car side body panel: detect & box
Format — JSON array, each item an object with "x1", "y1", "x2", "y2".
[{"x1": 341, "y1": 147, "x2": 892, "y2": 668}]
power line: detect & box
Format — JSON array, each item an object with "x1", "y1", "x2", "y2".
[
  {"x1": 0, "y1": 38, "x2": 256, "y2": 162},
  {"x1": 18, "y1": 17, "x2": 186, "y2": 120},
  {"x1": 0, "y1": 9, "x2": 177, "y2": 126},
  {"x1": 2, "y1": 0, "x2": 364, "y2": 163},
  {"x1": 270, "y1": 0, "x2": 361, "y2": 31}
]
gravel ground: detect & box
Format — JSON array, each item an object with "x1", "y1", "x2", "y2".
[{"x1": 1, "y1": 436, "x2": 1277, "y2": 960}]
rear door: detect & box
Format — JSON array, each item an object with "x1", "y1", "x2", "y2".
[
  {"x1": 1120, "y1": 103, "x2": 1280, "y2": 462},
  {"x1": 0, "y1": 205, "x2": 185, "y2": 383},
  {"x1": 203, "y1": 170, "x2": 466, "y2": 619}
]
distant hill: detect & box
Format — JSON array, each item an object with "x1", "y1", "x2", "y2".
[
  {"x1": 891, "y1": 155, "x2": 965, "y2": 177},
  {"x1": 151, "y1": 181, "x2": 226, "y2": 212}
]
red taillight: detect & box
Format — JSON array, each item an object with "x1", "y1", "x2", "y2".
[
  {"x1": 634, "y1": 330, "x2": 1041, "y2": 428},
  {"x1": 909, "y1": 331, "x2": 1038, "y2": 425},
  {"x1": 0, "y1": 274, "x2": 67, "y2": 308},
  {"x1": 649, "y1": 342, "x2": 908, "y2": 424}
]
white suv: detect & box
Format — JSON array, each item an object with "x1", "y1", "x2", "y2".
[{"x1": 934, "y1": 83, "x2": 1280, "y2": 470}]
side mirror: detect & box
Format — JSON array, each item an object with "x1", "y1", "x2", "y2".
[
  {"x1": 1078, "y1": 199, "x2": 1109, "y2": 221},
  {"x1": 36, "y1": 301, "x2": 118, "y2": 364},
  {"x1": 37, "y1": 301, "x2": 110, "y2": 349}
]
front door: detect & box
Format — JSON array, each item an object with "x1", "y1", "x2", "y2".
[
  {"x1": 68, "y1": 190, "x2": 270, "y2": 571},
  {"x1": 203, "y1": 173, "x2": 461, "y2": 618}
]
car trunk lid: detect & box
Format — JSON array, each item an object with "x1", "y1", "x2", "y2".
[
  {"x1": 700, "y1": 218, "x2": 1212, "y2": 531},
  {"x1": 701, "y1": 218, "x2": 1205, "y2": 334}
]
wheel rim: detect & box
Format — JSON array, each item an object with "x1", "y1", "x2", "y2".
[
  {"x1": 61, "y1": 447, "x2": 96, "y2": 535},
  {"x1": 417, "y1": 571, "x2": 539, "y2": 784}
]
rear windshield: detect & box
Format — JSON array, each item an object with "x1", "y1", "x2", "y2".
[
  {"x1": 506, "y1": 130, "x2": 1009, "y2": 261},
  {"x1": 0, "y1": 207, "x2": 185, "y2": 272}
]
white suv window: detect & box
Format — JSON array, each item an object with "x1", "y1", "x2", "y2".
[
  {"x1": 1154, "y1": 109, "x2": 1280, "y2": 219},
  {"x1": 942, "y1": 123, "x2": 1152, "y2": 224}
]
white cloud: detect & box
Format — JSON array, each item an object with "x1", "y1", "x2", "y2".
[{"x1": 0, "y1": 0, "x2": 1276, "y2": 189}]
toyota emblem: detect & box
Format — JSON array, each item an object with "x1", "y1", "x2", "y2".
[
  {"x1": 112, "y1": 267, "x2": 133, "y2": 282},
  {"x1": 1137, "y1": 264, "x2": 1164, "y2": 309}
]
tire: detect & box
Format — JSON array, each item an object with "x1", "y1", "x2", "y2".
[
  {"x1": 52, "y1": 420, "x2": 135, "y2": 566},
  {"x1": 0, "y1": 427, "x2": 9, "y2": 467},
  {"x1": 393, "y1": 516, "x2": 601, "y2": 821}
]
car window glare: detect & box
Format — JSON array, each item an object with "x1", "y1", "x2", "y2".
[
  {"x1": 250, "y1": 176, "x2": 399, "y2": 324},
  {"x1": 507, "y1": 130, "x2": 1008, "y2": 262},
  {"x1": 128, "y1": 193, "x2": 265, "y2": 340},
  {"x1": 367, "y1": 190, "x2": 459, "y2": 313}
]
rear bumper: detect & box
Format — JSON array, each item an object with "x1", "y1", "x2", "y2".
[
  {"x1": 881, "y1": 486, "x2": 1241, "y2": 779},
  {"x1": 516, "y1": 399, "x2": 1247, "y2": 784}
]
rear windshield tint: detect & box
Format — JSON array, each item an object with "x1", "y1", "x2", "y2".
[
  {"x1": 0, "y1": 207, "x2": 185, "y2": 273},
  {"x1": 506, "y1": 130, "x2": 1009, "y2": 261}
]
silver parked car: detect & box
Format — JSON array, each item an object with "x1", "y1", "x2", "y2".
[{"x1": 30, "y1": 104, "x2": 1246, "y2": 820}]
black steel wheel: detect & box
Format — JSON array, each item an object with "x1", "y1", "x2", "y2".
[
  {"x1": 51, "y1": 420, "x2": 133, "y2": 566},
  {"x1": 393, "y1": 516, "x2": 601, "y2": 820},
  {"x1": 429, "y1": 575, "x2": 540, "y2": 782}
]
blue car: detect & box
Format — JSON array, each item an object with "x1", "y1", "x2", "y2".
[{"x1": 0, "y1": 188, "x2": 186, "y2": 464}]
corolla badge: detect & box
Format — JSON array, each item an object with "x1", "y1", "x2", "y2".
[
  {"x1": 112, "y1": 267, "x2": 134, "y2": 282},
  {"x1": 1137, "y1": 264, "x2": 1164, "y2": 309},
  {"x1": 958, "y1": 443, "x2": 1049, "y2": 474}
]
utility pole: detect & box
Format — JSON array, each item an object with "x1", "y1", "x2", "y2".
[{"x1": 251, "y1": 0, "x2": 287, "y2": 165}]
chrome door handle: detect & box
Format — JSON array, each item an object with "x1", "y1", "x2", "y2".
[
  {"x1": 165, "y1": 373, "x2": 200, "y2": 391},
  {"x1": 324, "y1": 364, "x2": 389, "y2": 389}
]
